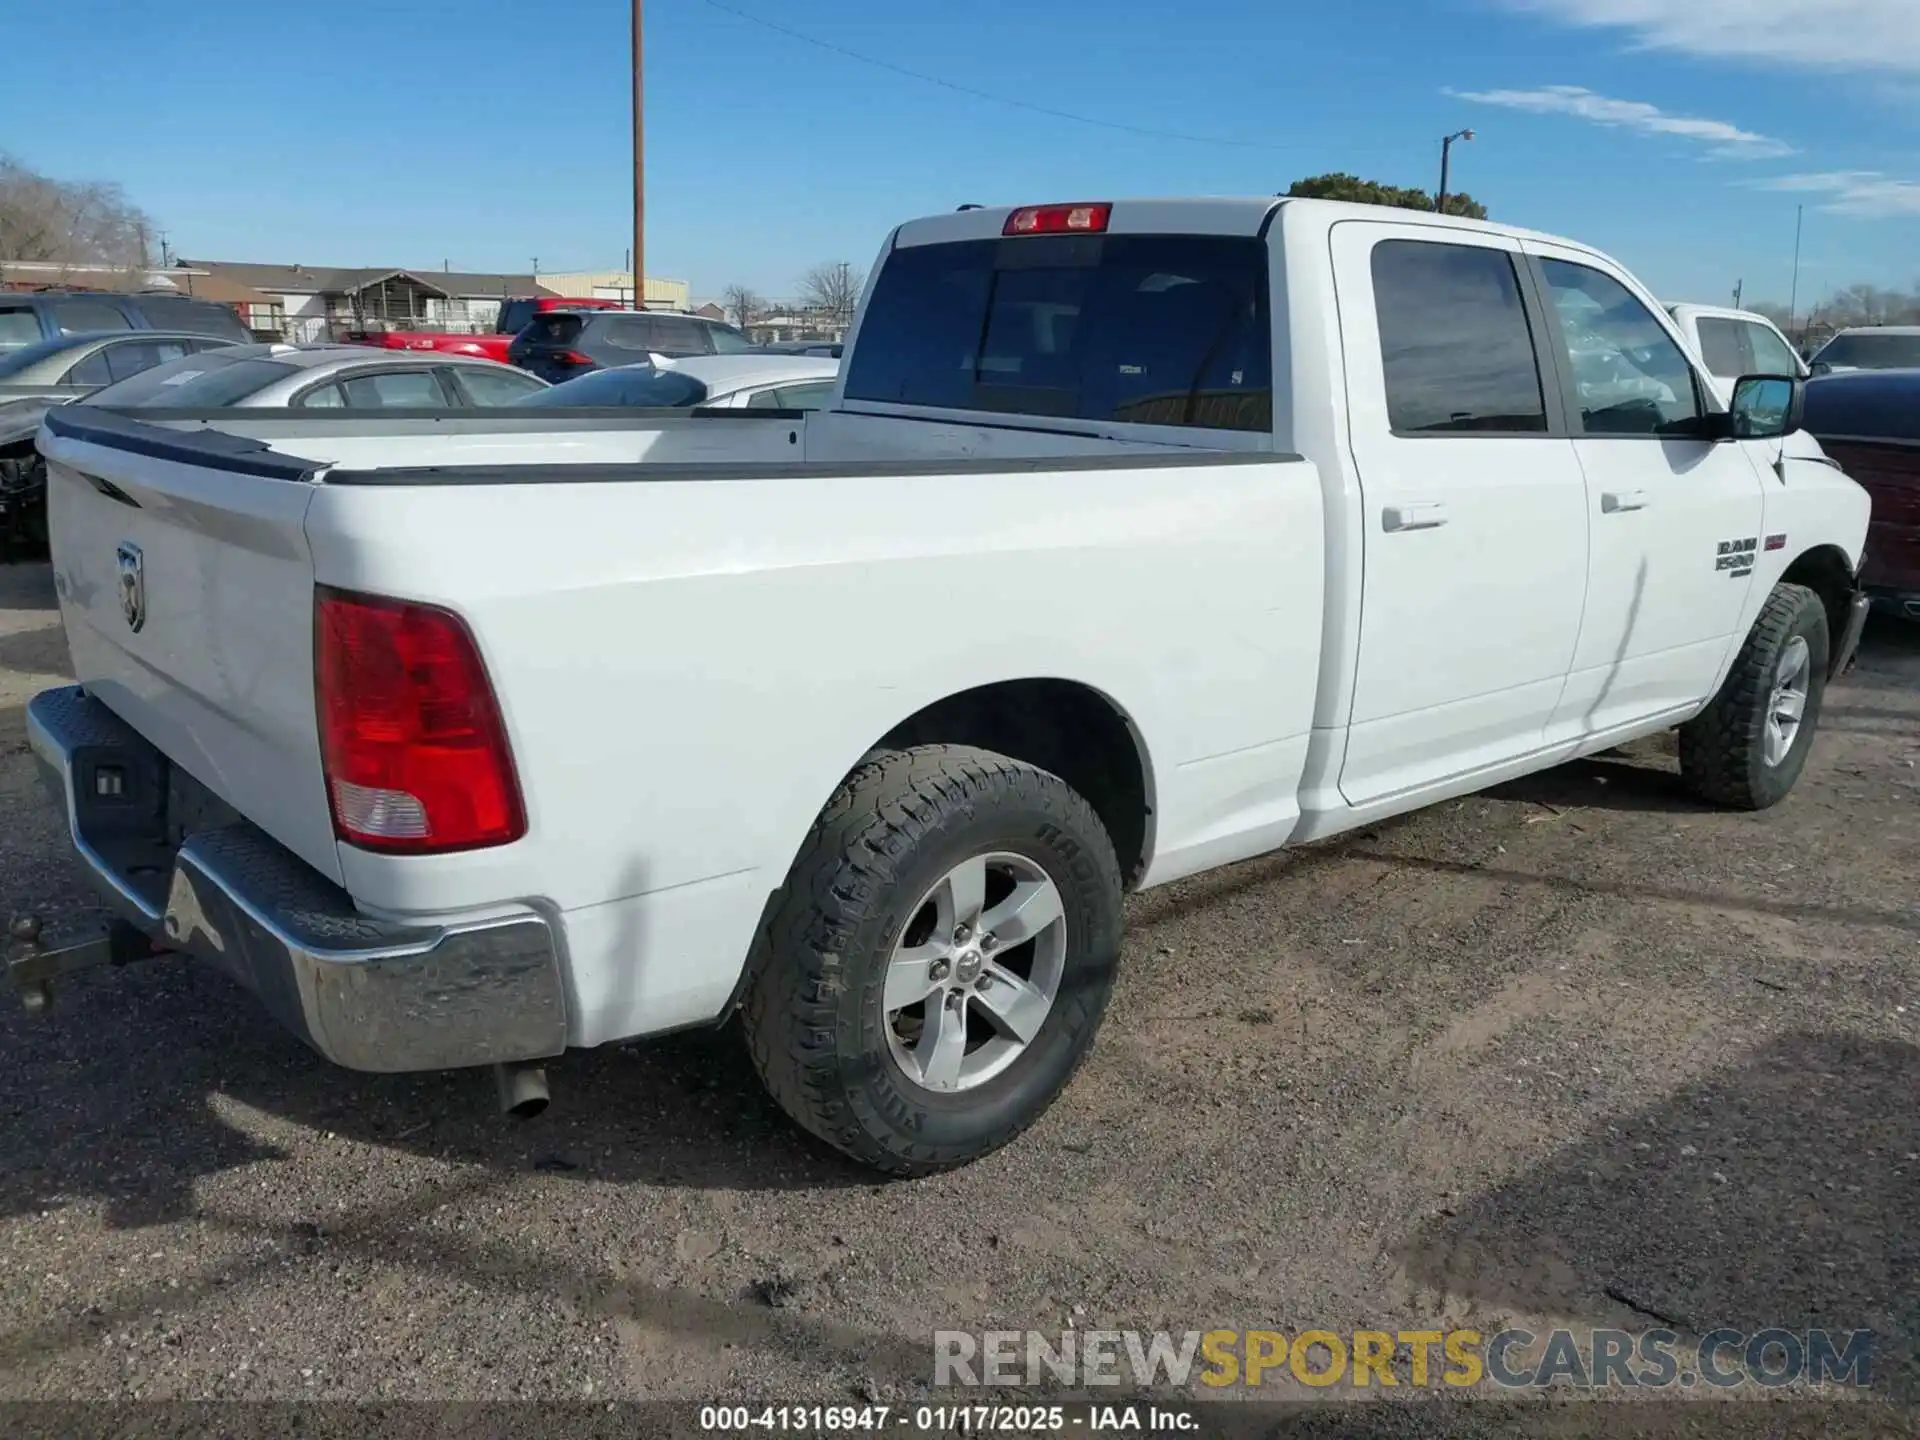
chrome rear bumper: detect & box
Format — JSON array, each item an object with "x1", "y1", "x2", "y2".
[{"x1": 25, "y1": 685, "x2": 567, "y2": 1073}]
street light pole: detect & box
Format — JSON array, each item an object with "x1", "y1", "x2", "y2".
[
  {"x1": 1787, "y1": 204, "x2": 1805, "y2": 340},
  {"x1": 632, "y1": 0, "x2": 646, "y2": 311},
  {"x1": 1437, "y1": 129, "x2": 1475, "y2": 215}
]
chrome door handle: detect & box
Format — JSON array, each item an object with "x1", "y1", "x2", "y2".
[
  {"x1": 1601, "y1": 490, "x2": 1650, "y2": 513},
  {"x1": 1382, "y1": 502, "x2": 1449, "y2": 532}
]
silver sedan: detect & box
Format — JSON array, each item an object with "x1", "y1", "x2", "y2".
[{"x1": 81, "y1": 343, "x2": 551, "y2": 410}]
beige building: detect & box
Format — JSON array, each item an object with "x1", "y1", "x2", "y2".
[{"x1": 537, "y1": 271, "x2": 690, "y2": 311}]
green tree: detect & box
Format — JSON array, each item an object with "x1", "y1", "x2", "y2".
[{"x1": 1284, "y1": 172, "x2": 1488, "y2": 221}]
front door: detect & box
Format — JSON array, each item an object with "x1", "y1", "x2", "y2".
[
  {"x1": 1331, "y1": 222, "x2": 1590, "y2": 806},
  {"x1": 1524, "y1": 243, "x2": 1767, "y2": 740}
]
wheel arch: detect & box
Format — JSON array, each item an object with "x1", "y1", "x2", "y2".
[
  {"x1": 868, "y1": 677, "x2": 1158, "y2": 890},
  {"x1": 1779, "y1": 544, "x2": 1856, "y2": 675}
]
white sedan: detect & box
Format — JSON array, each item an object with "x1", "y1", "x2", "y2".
[
  {"x1": 516, "y1": 354, "x2": 841, "y2": 411},
  {"x1": 81, "y1": 343, "x2": 551, "y2": 409}
]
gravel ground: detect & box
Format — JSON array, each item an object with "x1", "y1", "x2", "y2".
[{"x1": 1, "y1": 557, "x2": 1915, "y2": 1435}]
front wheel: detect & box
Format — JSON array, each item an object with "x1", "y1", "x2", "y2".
[
  {"x1": 742, "y1": 745, "x2": 1124, "y2": 1176},
  {"x1": 1679, "y1": 582, "x2": 1831, "y2": 810}
]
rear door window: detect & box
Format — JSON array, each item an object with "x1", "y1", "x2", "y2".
[
  {"x1": 646, "y1": 316, "x2": 710, "y2": 353},
  {"x1": 1369, "y1": 240, "x2": 1548, "y2": 433},
  {"x1": 0, "y1": 307, "x2": 42, "y2": 353},
  {"x1": 596, "y1": 315, "x2": 661, "y2": 352},
  {"x1": 104, "y1": 339, "x2": 191, "y2": 383},
  {"x1": 336, "y1": 369, "x2": 454, "y2": 407},
  {"x1": 1695, "y1": 317, "x2": 1749, "y2": 378},
  {"x1": 843, "y1": 233, "x2": 1272, "y2": 431},
  {"x1": 51, "y1": 298, "x2": 133, "y2": 336},
  {"x1": 130, "y1": 295, "x2": 249, "y2": 339},
  {"x1": 497, "y1": 300, "x2": 536, "y2": 335}
]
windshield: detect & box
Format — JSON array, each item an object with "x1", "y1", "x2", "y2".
[
  {"x1": 88, "y1": 353, "x2": 298, "y2": 407},
  {"x1": 513, "y1": 367, "x2": 710, "y2": 407},
  {"x1": 707, "y1": 324, "x2": 754, "y2": 354},
  {"x1": 1813, "y1": 333, "x2": 1920, "y2": 371}
]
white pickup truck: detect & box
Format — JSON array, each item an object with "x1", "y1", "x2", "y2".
[
  {"x1": 14, "y1": 197, "x2": 1872, "y2": 1175},
  {"x1": 1664, "y1": 302, "x2": 1809, "y2": 405}
]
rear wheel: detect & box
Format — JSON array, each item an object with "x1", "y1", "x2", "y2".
[
  {"x1": 1679, "y1": 583, "x2": 1830, "y2": 810},
  {"x1": 742, "y1": 744, "x2": 1124, "y2": 1175}
]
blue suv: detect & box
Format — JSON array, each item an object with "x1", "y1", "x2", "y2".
[{"x1": 0, "y1": 290, "x2": 251, "y2": 356}]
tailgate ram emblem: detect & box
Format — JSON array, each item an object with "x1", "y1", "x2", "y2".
[{"x1": 116, "y1": 541, "x2": 146, "y2": 633}]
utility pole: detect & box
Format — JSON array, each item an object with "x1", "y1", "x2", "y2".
[
  {"x1": 1436, "y1": 129, "x2": 1475, "y2": 214},
  {"x1": 1732, "y1": 278, "x2": 1743, "y2": 308},
  {"x1": 632, "y1": 0, "x2": 646, "y2": 312},
  {"x1": 1787, "y1": 204, "x2": 1805, "y2": 339}
]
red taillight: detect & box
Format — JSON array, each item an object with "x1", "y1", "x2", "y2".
[
  {"x1": 554, "y1": 350, "x2": 595, "y2": 366},
  {"x1": 1003, "y1": 202, "x2": 1111, "y2": 236},
  {"x1": 314, "y1": 586, "x2": 525, "y2": 855}
]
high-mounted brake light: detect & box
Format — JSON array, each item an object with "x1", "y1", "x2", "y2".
[
  {"x1": 314, "y1": 586, "x2": 526, "y2": 855},
  {"x1": 1003, "y1": 203, "x2": 1112, "y2": 236}
]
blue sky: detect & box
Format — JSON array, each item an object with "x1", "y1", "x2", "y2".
[{"x1": 3, "y1": 0, "x2": 1915, "y2": 306}]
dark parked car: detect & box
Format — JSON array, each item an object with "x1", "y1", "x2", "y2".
[
  {"x1": 0, "y1": 330, "x2": 247, "y2": 552},
  {"x1": 1807, "y1": 326, "x2": 1920, "y2": 375},
  {"x1": 1804, "y1": 368, "x2": 1920, "y2": 619},
  {"x1": 0, "y1": 289, "x2": 251, "y2": 357},
  {"x1": 506, "y1": 308, "x2": 755, "y2": 384}
]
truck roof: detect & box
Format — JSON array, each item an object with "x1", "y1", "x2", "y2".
[{"x1": 890, "y1": 196, "x2": 1604, "y2": 260}]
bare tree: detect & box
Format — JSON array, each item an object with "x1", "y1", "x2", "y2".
[
  {"x1": 0, "y1": 153, "x2": 155, "y2": 285},
  {"x1": 721, "y1": 283, "x2": 763, "y2": 333},
  {"x1": 800, "y1": 261, "x2": 865, "y2": 331}
]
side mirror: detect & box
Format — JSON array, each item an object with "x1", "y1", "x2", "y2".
[{"x1": 1725, "y1": 374, "x2": 1803, "y2": 440}]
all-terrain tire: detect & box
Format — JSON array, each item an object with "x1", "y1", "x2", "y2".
[
  {"x1": 1678, "y1": 582, "x2": 1830, "y2": 810},
  {"x1": 741, "y1": 744, "x2": 1124, "y2": 1176}
]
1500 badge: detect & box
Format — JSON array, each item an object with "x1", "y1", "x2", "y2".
[{"x1": 1715, "y1": 537, "x2": 1757, "y2": 577}]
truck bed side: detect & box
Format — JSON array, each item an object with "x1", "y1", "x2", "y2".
[{"x1": 302, "y1": 448, "x2": 1326, "y2": 1043}]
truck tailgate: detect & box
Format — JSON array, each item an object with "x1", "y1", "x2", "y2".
[{"x1": 38, "y1": 412, "x2": 343, "y2": 884}]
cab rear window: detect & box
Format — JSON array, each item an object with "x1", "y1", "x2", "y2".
[{"x1": 843, "y1": 233, "x2": 1272, "y2": 432}]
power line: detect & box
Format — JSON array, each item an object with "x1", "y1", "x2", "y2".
[{"x1": 696, "y1": 0, "x2": 1295, "y2": 153}]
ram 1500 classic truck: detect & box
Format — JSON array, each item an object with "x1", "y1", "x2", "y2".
[{"x1": 14, "y1": 197, "x2": 1873, "y2": 1175}]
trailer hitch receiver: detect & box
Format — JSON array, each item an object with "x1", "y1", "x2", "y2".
[{"x1": 7, "y1": 914, "x2": 168, "y2": 1014}]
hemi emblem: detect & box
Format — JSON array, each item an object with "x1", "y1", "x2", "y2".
[{"x1": 1765, "y1": 534, "x2": 1787, "y2": 551}]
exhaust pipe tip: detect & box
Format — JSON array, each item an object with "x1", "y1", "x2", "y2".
[{"x1": 493, "y1": 1061, "x2": 550, "y2": 1120}]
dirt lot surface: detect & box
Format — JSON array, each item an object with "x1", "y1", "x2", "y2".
[{"x1": 1, "y1": 557, "x2": 1914, "y2": 1434}]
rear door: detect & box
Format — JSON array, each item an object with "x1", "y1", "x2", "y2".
[
  {"x1": 36, "y1": 413, "x2": 341, "y2": 882},
  {"x1": 1524, "y1": 243, "x2": 1767, "y2": 736},
  {"x1": 1331, "y1": 221, "x2": 1589, "y2": 805}
]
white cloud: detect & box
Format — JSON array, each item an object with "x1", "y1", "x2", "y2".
[
  {"x1": 1448, "y1": 85, "x2": 1795, "y2": 158},
  {"x1": 1497, "y1": 0, "x2": 1920, "y2": 75},
  {"x1": 1752, "y1": 171, "x2": 1920, "y2": 217}
]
